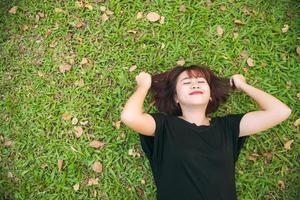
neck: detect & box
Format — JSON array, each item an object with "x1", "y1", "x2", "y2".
[{"x1": 179, "y1": 105, "x2": 210, "y2": 125}]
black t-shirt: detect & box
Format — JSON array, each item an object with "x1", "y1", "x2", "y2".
[{"x1": 138, "y1": 112, "x2": 249, "y2": 200}]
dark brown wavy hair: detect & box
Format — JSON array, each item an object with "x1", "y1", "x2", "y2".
[{"x1": 149, "y1": 64, "x2": 237, "y2": 116}]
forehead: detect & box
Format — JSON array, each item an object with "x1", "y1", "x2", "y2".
[{"x1": 178, "y1": 70, "x2": 206, "y2": 81}]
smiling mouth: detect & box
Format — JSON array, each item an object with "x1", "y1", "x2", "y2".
[{"x1": 189, "y1": 91, "x2": 203, "y2": 95}]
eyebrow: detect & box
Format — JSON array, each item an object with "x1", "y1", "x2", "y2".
[{"x1": 180, "y1": 77, "x2": 205, "y2": 82}]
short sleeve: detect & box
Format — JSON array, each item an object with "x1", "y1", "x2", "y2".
[
  {"x1": 138, "y1": 112, "x2": 166, "y2": 168},
  {"x1": 223, "y1": 113, "x2": 249, "y2": 163}
]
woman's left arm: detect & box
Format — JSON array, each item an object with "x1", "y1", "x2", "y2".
[{"x1": 230, "y1": 74, "x2": 292, "y2": 137}]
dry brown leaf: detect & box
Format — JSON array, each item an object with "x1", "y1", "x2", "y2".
[
  {"x1": 62, "y1": 112, "x2": 72, "y2": 121},
  {"x1": 240, "y1": 49, "x2": 249, "y2": 59},
  {"x1": 101, "y1": 13, "x2": 109, "y2": 22},
  {"x1": 281, "y1": 24, "x2": 289, "y2": 33},
  {"x1": 128, "y1": 29, "x2": 137, "y2": 34},
  {"x1": 45, "y1": 30, "x2": 52, "y2": 38},
  {"x1": 76, "y1": 21, "x2": 84, "y2": 28},
  {"x1": 128, "y1": 148, "x2": 141, "y2": 157},
  {"x1": 294, "y1": 118, "x2": 300, "y2": 126},
  {"x1": 113, "y1": 120, "x2": 121, "y2": 129},
  {"x1": 21, "y1": 24, "x2": 28, "y2": 32},
  {"x1": 216, "y1": 25, "x2": 224, "y2": 36},
  {"x1": 136, "y1": 187, "x2": 144, "y2": 197},
  {"x1": 247, "y1": 153, "x2": 259, "y2": 161},
  {"x1": 176, "y1": 58, "x2": 185, "y2": 66},
  {"x1": 105, "y1": 10, "x2": 114, "y2": 15},
  {"x1": 74, "y1": 79, "x2": 84, "y2": 87},
  {"x1": 278, "y1": 180, "x2": 285, "y2": 190},
  {"x1": 80, "y1": 120, "x2": 89, "y2": 126},
  {"x1": 129, "y1": 65, "x2": 137, "y2": 72},
  {"x1": 89, "y1": 140, "x2": 105, "y2": 149},
  {"x1": 91, "y1": 161, "x2": 103, "y2": 173},
  {"x1": 234, "y1": 19, "x2": 246, "y2": 25},
  {"x1": 73, "y1": 183, "x2": 80, "y2": 191},
  {"x1": 159, "y1": 16, "x2": 165, "y2": 24},
  {"x1": 179, "y1": 5, "x2": 186, "y2": 12},
  {"x1": 59, "y1": 64, "x2": 72, "y2": 73},
  {"x1": 146, "y1": 12, "x2": 160, "y2": 22},
  {"x1": 262, "y1": 152, "x2": 273, "y2": 160},
  {"x1": 41, "y1": 163, "x2": 48, "y2": 169},
  {"x1": 136, "y1": 12, "x2": 143, "y2": 19},
  {"x1": 74, "y1": 126, "x2": 83, "y2": 138},
  {"x1": 87, "y1": 178, "x2": 99, "y2": 186},
  {"x1": 247, "y1": 57, "x2": 254, "y2": 67},
  {"x1": 85, "y1": 4, "x2": 93, "y2": 10},
  {"x1": 58, "y1": 159, "x2": 63, "y2": 172},
  {"x1": 49, "y1": 41, "x2": 57, "y2": 48},
  {"x1": 233, "y1": 32, "x2": 239, "y2": 40},
  {"x1": 220, "y1": 5, "x2": 226, "y2": 11},
  {"x1": 100, "y1": 6, "x2": 106, "y2": 12},
  {"x1": 4, "y1": 140, "x2": 12, "y2": 147},
  {"x1": 296, "y1": 46, "x2": 300, "y2": 56},
  {"x1": 284, "y1": 139, "x2": 294, "y2": 150},
  {"x1": 80, "y1": 57, "x2": 89, "y2": 65},
  {"x1": 72, "y1": 117, "x2": 78, "y2": 125},
  {"x1": 55, "y1": 8, "x2": 65, "y2": 13},
  {"x1": 9, "y1": 6, "x2": 18, "y2": 14}
]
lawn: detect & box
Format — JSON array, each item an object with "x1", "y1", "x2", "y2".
[{"x1": 0, "y1": 0, "x2": 299, "y2": 199}]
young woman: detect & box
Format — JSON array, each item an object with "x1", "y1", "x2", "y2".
[{"x1": 120, "y1": 64, "x2": 291, "y2": 200}]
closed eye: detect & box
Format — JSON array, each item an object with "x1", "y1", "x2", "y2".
[{"x1": 183, "y1": 81, "x2": 205, "y2": 84}]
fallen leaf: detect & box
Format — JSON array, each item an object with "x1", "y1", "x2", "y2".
[
  {"x1": 55, "y1": 8, "x2": 65, "y2": 13},
  {"x1": 294, "y1": 118, "x2": 300, "y2": 126},
  {"x1": 76, "y1": 21, "x2": 84, "y2": 28},
  {"x1": 136, "y1": 12, "x2": 143, "y2": 19},
  {"x1": 281, "y1": 24, "x2": 289, "y2": 33},
  {"x1": 89, "y1": 140, "x2": 105, "y2": 149},
  {"x1": 105, "y1": 10, "x2": 114, "y2": 15},
  {"x1": 85, "y1": 4, "x2": 93, "y2": 10},
  {"x1": 91, "y1": 161, "x2": 103, "y2": 173},
  {"x1": 21, "y1": 24, "x2": 28, "y2": 32},
  {"x1": 128, "y1": 29, "x2": 137, "y2": 34},
  {"x1": 136, "y1": 187, "x2": 144, "y2": 197},
  {"x1": 80, "y1": 57, "x2": 89, "y2": 65},
  {"x1": 100, "y1": 6, "x2": 106, "y2": 12},
  {"x1": 129, "y1": 65, "x2": 137, "y2": 72},
  {"x1": 262, "y1": 152, "x2": 273, "y2": 160},
  {"x1": 41, "y1": 163, "x2": 48, "y2": 169},
  {"x1": 159, "y1": 16, "x2": 165, "y2": 24},
  {"x1": 141, "y1": 178, "x2": 146, "y2": 184},
  {"x1": 73, "y1": 183, "x2": 80, "y2": 191},
  {"x1": 240, "y1": 49, "x2": 249, "y2": 59},
  {"x1": 146, "y1": 12, "x2": 160, "y2": 22},
  {"x1": 179, "y1": 5, "x2": 186, "y2": 12},
  {"x1": 9, "y1": 6, "x2": 18, "y2": 14},
  {"x1": 176, "y1": 58, "x2": 185, "y2": 66},
  {"x1": 296, "y1": 46, "x2": 300, "y2": 56},
  {"x1": 80, "y1": 120, "x2": 89, "y2": 126},
  {"x1": 113, "y1": 120, "x2": 121, "y2": 129},
  {"x1": 247, "y1": 153, "x2": 259, "y2": 161},
  {"x1": 4, "y1": 140, "x2": 12, "y2": 147},
  {"x1": 74, "y1": 126, "x2": 83, "y2": 138},
  {"x1": 284, "y1": 139, "x2": 294, "y2": 150},
  {"x1": 62, "y1": 112, "x2": 72, "y2": 121},
  {"x1": 49, "y1": 41, "x2": 57, "y2": 48},
  {"x1": 87, "y1": 178, "x2": 99, "y2": 186},
  {"x1": 161, "y1": 43, "x2": 165, "y2": 49},
  {"x1": 128, "y1": 148, "x2": 141, "y2": 157},
  {"x1": 233, "y1": 32, "x2": 239, "y2": 39},
  {"x1": 101, "y1": 13, "x2": 109, "y2": 22},
  {"x1": 278, "y1": 180, "x2": 285, "y2": 190},
  {"x1": 58, "y1": 159, "x2": 63, "y2": 172},
  {"x1": 72, "y1": 117, "x2": 78, "y2": 125},
  {"x1": 234, "y1": 19, "x2": 246, "y2": 25},
  {"x1": 45, "y1": 30, "x2": 52, "y2": 38},
  {"x1": 74, "y1": 79, "x2": 84, "y2": 87},
  {"x1": 246, "y1": 57, "x2": 254, "y2": 67},
  {"x1": 59, "y1": 64, "x2": 72, "y2": 73},
  {"x1": 220, "y1": 5, "x2": 226, "y2": 11},
  {"x1": 216, "y1": 25, "x2": 224, "y2": 36}
]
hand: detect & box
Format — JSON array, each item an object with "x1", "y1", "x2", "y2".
[
  {"x1": 135, "y1": 71, "x2": 152, "y2": 90},
  {"x1": 230, "y1": 74, "x2": 247, "y2": 91}
]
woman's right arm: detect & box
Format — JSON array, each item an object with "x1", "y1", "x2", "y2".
[{"x1": 120, "y1": 72, "x2": 156, "y2": 136}]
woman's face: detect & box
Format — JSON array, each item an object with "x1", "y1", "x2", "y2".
[{"x1": 174, "y1": 71, "x2": 211, "y2": 106}]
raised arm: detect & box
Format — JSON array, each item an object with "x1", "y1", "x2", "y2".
[
  {"x1": 230, "y1": 74, "x2": 292, "y2": 137},
  {"x1": 120, "y1": 72, "x2": 156, "y2": 136}
]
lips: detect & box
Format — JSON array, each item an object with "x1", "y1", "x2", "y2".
[{"x1": 189, "y1": 91, "x2": 204, "y2": 95}]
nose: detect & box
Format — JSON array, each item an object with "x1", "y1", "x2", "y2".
[{"x1": 191, "y1": 81, "x2": 201, "y2": 89}]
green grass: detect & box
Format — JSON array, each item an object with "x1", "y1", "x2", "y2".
[{"x1": 0, "y1": 0, "x2": 299, "y2": 199}]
